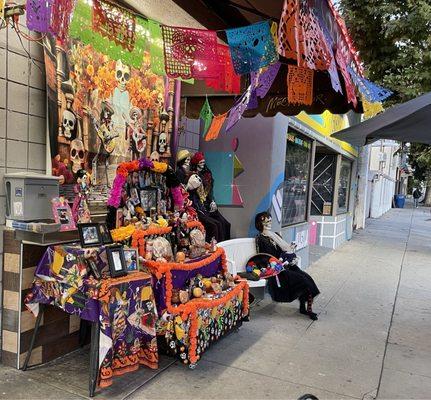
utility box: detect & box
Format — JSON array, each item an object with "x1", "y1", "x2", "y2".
[{"x1": 4, "y1": 172, "x2": 60, "y2": 221}]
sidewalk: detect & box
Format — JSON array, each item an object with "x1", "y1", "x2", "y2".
[{"x1": 1, "y1": 206, "x2": 430, "y2": 399}]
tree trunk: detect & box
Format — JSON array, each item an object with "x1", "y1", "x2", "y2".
[{"x1": 424, "y1": 184, "x2": 431, "y2": 206}]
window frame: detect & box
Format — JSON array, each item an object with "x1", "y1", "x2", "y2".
[
  {"x1": 336, "y1": 157, "x2": 353, "y2": 215},
  {"x1": 281, "y1": 130, "x2": 313, "y2": 228}
]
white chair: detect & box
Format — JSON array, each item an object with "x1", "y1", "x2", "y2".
[{"x1": 218, "y1": 238, "x2": 267, "y2": 289}]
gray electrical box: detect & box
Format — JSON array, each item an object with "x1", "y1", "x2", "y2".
[{"x1": 4, "y1": 172, "x2": 60, "y2": 221}]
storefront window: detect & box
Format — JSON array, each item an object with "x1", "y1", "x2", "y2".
[
  {"x1": 282, "y1": 132, "x2": 312, "y2": 227},
  {"x1": 311, "y1": 154, "x2": 336, "y2": 215},
  {"x1": 337, "y1": 158, "x2": 352, "y2": 214}
]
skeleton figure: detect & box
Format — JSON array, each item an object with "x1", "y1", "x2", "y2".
[
  {"x1": 127, "y1": 107, "x2": 147, "y2": 160},
  {"x1": 111, "y1": 60, "x2": 131, "y2": 154},
  {"x1": 158, "y1": 131, "x2": 167, "y2": 154},
  {"x1": 70, "y1": 138, "x2": 85, "y2": 173},
  {"x1": 61, "y1": 109, "x2": 76, "y2": 140}
]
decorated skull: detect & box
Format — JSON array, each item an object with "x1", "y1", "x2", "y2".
[
  {"x1": 150, "y1": 151, "x2": 160, "y2": 162},
  {"x1": 186, "y1": 173, "x2": 202, "y2": 191},
  {"x1": 62, "y1": 109, "x2": 76, "y2": 139},
  {"x1": 115, "y1": 60, "x2": 131, "y2": 92},
  {"x1": 158, "y1": 131, "x2": 167, "y2": 153},
  {"x1": 70, "y1": 139, "x2": 85, "y2": 173}
]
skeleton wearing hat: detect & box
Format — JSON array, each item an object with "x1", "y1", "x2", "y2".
[
  {"x1": 127, "y1": 106, "x2": 147, "y2": 160},
  {"x1": 176, "y1": 149, "x2": 192, "y2": 185}
]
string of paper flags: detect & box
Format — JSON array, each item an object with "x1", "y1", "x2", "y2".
[{"x1": 25, "y1": 0, "x2": 393, "y2": 141}]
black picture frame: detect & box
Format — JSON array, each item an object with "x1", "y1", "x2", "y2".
[
  {"x1": 139, "y1": 187, "x2": 158, "y2": 212},
  {"x1": 78, "y1": 223, "x2": 102, "y2": 248},
  {"x1": 106, "y1": 245, "x2": 127, "y2": 278},
  {"x1": 99, "y1": 223, "x2": 113, "y2": 245}
]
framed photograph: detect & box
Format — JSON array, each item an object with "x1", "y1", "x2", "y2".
[
  {"x1": 78, "y1": 223, "x2": 102, "y2": 248},
  {"x1": 106, "y1": 245, "x2": 127, "y2": 277},
  {"x1": 124, "y1": 248, "x2": 139, "y2": 272},
  {"x1": 115, "y1": 208, "x2": 124, "y2": 228},
  {"x1": 99, "y1": 223, "x2": 113, "y2": 245},
  {"x1": 51, "y1": 197, "x2": 76, "y2": 231},
  {"x1": 139, "y1": 187, "x2": 158, "y2": 212},
  {"x1": 129, "y1": 187, "x2": 141, "y2": 206}
]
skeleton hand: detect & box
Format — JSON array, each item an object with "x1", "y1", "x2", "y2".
[{"x1": 210, "y1": 201, "x2": 217, "y2": 212}]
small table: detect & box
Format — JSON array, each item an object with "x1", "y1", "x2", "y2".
[{"x1": 24, "y1": 244, "x2": 158, "y2": 397}]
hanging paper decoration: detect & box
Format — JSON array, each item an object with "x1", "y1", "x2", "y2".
[
  {"x1": 0, "y1": 0, "x2": 4, "y2": 20},
  {"x1": 49, "y1": 0, "x2": 77, "y2": 42},
  {"x1": 335, "y1": 44, "x2": 357, "y2": 107},
  {"x1": 92, "y1": 0, "x2": 136, "y2": 51},
  {"x1": 26, "y1": 0, "x2": 53, "y2": 33},
  {"x1": 204, "y1": 113, "x2": 228, "y2": 141},
  {"x1": 226, "y1": 21, "x2": 278, "y2": 75},
  {"x1": 270, "y1": 21, "x2": 279, "y2": 49},
  {"x1": 251, "y1": 61, "x2": 281, "y2": 99},
  {"x1": 327, "y1": 0, "x2": 364, "y2": 77},
  {"x1": 199, "y1": 98, "x2": 213, "y2": 137},
  {"x1": 347, "y1": 66, "x2": 392, "y2": 103},
  {"x1": 278, "y1": 0, "x2": 298, "y2": 60},
  {"x1": 69, "y1": 0, "x2": 148, "y2": 69},
  {"x1": 204, "y1": 44, "x2": 241, "y2": 94},
  {"x1": 278, "y1": 0, "x2": 330, "y2": 70},
  {"x1": 287, "y1": 65, "x2": 314, "y2": 106},
  {"x1": 226, "y1": 86, "x2": 253, "y2": 132},
  {"x1": 148, "y1": 20, "x2": 166, "y2": 76},
  {"x1": 316, "y1": 15, "x2": 342, "y2": 94},
  {"x1": 247, "y1": 89, "x2": 258, "y2": 110},
  {"x1": 362, "y1": 97, "x2": 384, "y2": 119},
  {"x1": 161, "y1": 25, "x2": 218, "y2": 80}
]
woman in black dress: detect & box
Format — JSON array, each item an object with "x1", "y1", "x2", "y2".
[{"x1": 255, "y1": 212, "x2": 320, "y2": 320}]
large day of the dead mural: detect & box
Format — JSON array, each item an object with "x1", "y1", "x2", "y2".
[{"x1": 44, "y1": 26, "x2": 175, "y2": 194}]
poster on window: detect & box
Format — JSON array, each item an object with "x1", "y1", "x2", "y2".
[{"x1": 43, "y1": 13, "x2": 176, "y2": 196}]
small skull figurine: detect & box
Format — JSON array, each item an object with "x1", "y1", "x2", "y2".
[
  {"x1": 115, "y1": 60, "x2": 131, "y2": 92},
  {"x1": 70, "y1": 139, "x2": 85, "y2": 173},
  {"x1": 158, "y1": 131, "x2": 167, "y2": 153},
  {"x1": 62, "y1": 109, "x2": 76, "y2": 139},
  {"x1": 150, "y1": 151, "x2": 160, "y2": 162}
]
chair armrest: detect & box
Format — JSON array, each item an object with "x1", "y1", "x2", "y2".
[{"x1": 225, "y1": 258, "x2": 237, "y2": 275}]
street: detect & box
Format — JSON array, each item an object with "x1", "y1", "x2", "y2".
[{"x1": 1, "y1": 205, "x2": 430, "y2": 399}]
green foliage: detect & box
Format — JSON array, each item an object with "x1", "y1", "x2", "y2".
[
  {"x1": 340, "y1": 0, "x2": 431, "y2": 183},
  {"x1": 340, "y1": 0, "x2": 431, "y2": 104}
]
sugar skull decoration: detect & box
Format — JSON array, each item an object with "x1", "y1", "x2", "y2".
[
  {"x1": 61, "y1": 109, "x2": 76, "y2": 139},
  {"x1": 70, "y1": 138, "x2": 85, "y2": 173},
  {"x1": 115, "y1": 59, "x2": 131, "y2": 92}
]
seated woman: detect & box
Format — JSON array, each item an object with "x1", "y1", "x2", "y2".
[{"x1": 255, "y1": 212, "x2": 320, "y2": 320}]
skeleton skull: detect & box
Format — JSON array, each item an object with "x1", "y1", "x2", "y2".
[
  {"x1": 186, "y1": 174, "x2": 202, "y2": 191},
  {"x1": 62, "y1": 110, "x2": 76, "y2": 139},
  {"x1": 70, "y1": 139, "x2": 85, "y2": 173},
  {"x1": 197, "y1": 159, "x2": 205, "y2": 172},
  {"x1": 115, "y1": 60, "x2": 131, "y2": 92},
  {"x1": 183, "y1": 156, "x2": 191, "y2": 169},
  {"x1": 158, "y1": 132, "x2": 167, "y2": 154},
  {"x1": 150, "y1": 151, "x2": 160, "y2": 162}
]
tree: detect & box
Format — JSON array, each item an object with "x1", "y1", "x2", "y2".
[{"x1": 340, "y1": 0, "x2": 431, "y2": 203}]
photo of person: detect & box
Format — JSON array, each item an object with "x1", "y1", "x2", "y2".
[
  {"x1": 57, "y1": 208, "x2": 70, "y2": 224},
  {"x1": 83, "y1": 226, "x2": 99, "y2": 244},
  {"x1": 124, "y1": 249, "x2": 138, "y2": 272},
  {"x1": 130, "y1": 187, "x2": 140, "y2": 206},
  {"x1": 106, "y1": 245, "x2": 127, "y2": 277},
  {"x1": 112, "y1": 251, "x2": 123, "y2": 271},
  {"x1": 99, "y1": 223, "x2": 113, "y2": 244},
  {"x1": 78, "y1": 223, "x2": 102, "y2": 247},
  {"x1": 140, "y1": 188, "x2": 158, "y2": 211}
]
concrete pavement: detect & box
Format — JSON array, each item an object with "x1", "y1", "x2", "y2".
[{"x1": 1, "y1": 206, "x2": 430, "y2": 399}]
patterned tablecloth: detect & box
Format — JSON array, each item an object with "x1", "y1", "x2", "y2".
[{"x1": 25, "y1": 244, "x2": 158, "y2": 388}]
